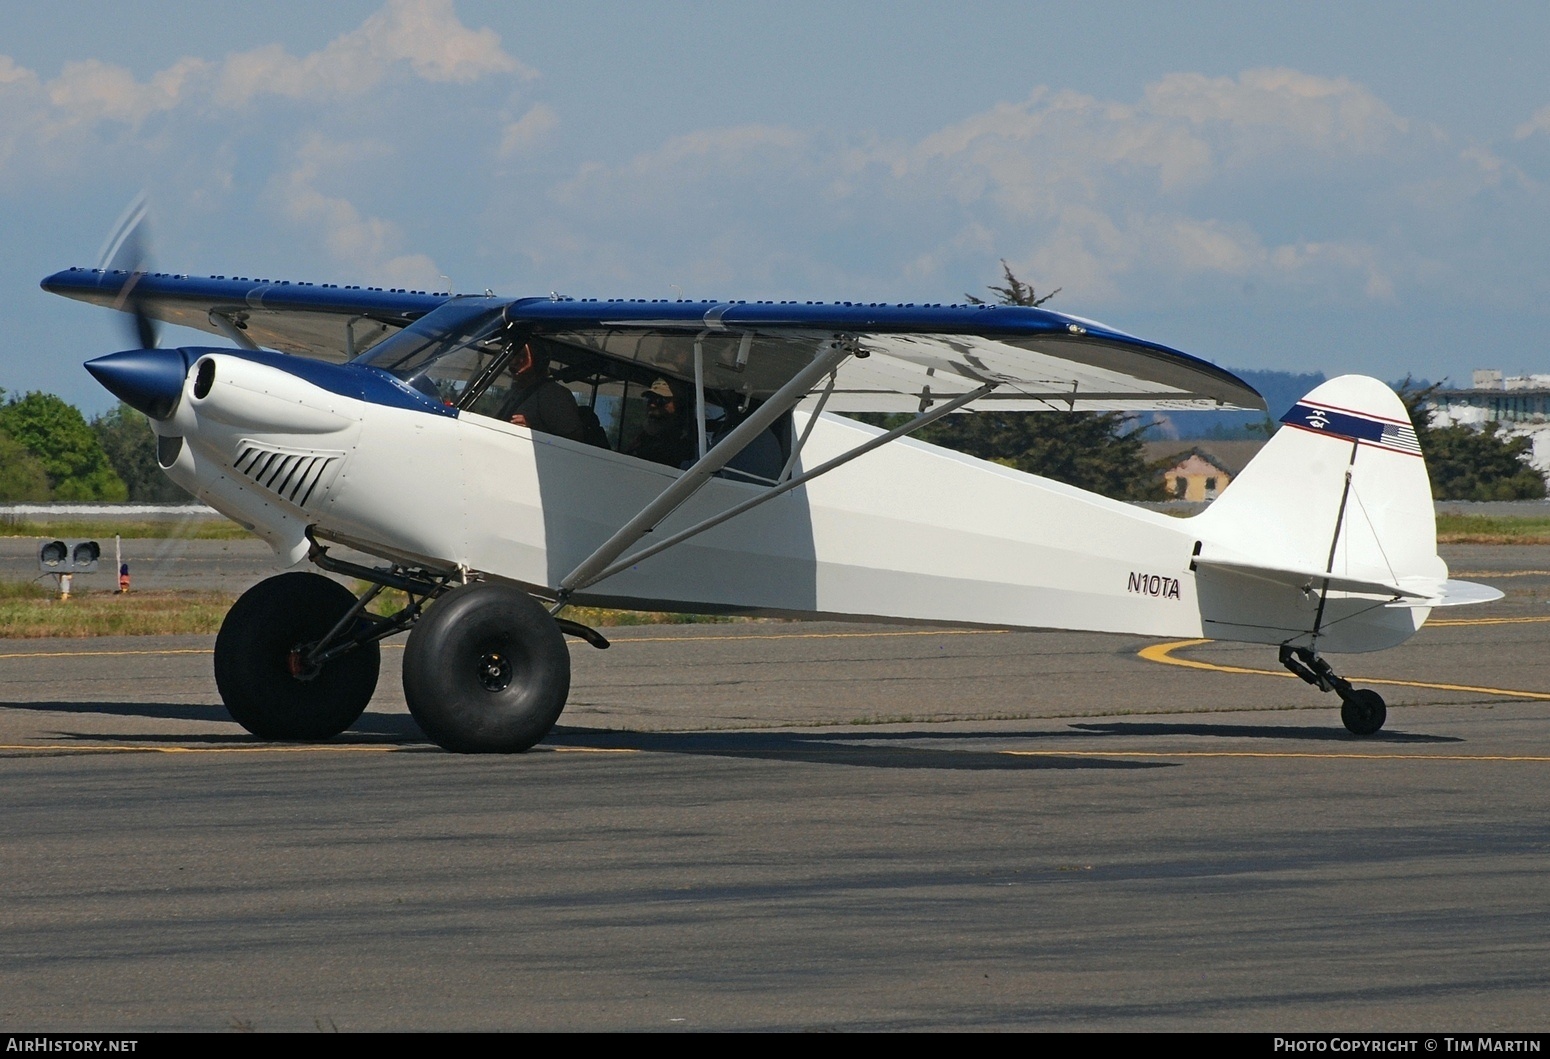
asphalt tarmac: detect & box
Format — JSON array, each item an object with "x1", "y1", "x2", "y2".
[{"x1": 1, "y1": 544, "x2": 1548, "y2": 1031}]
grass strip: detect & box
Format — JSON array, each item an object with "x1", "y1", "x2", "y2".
[
  {"x1": 0, "y1": 587, "x2": 237, "y2": 638},
  {"x1": 7, "y1": 513, "x2": 1550, "y2": 545},
  {"x1": 1435, "y1": 513, "x2": 1550, "y2": 544},
  {"x1": 0, "y1": 581, "x2": 743, "y2": 639},
  {"x1": 4, "y1": 511, "x2": 1540, "y2": 639},
  {"x1": 0, "y1": 518, "x2": 253, "y2": 540}
]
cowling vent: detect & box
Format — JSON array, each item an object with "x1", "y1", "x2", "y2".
[{"x1": 232, "y1": 442, "x2": 345, "y2": 508}]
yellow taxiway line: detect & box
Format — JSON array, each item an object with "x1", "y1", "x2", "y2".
[
  {"x1": 2, "y1": 617, "x2": 1542, "y2": 758},
  {"x1": 1003, "y1": 749, "x2": 1550, "y2": 762},
  {"x1": 0, "y1": 628, "x2": 1007, "y2": 664},
  {"x1": 0, "y1": 742, "x2": 634, "y2": 755},
  {"x1": 0, "y1": 647, "x2": 213, "y2": 660},
  {"x1": 1426, "y1": 615, "x2": 1550, "y2": 626},
  {"x1": 6, "y1": 742, "x2": 1543, "y2": 763},
  {"x1": 1139, "y1": 620, "x2": 1550, "y2": 702},
  {"x1": 597, "y1": 627, "x2": 1007, "y2": 644}
]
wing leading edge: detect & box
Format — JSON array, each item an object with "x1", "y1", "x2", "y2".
[
  {"x1": 42, "y1": 268, "x2": 1264, "y2": 414},
  {"x1": 41, "y1": 267, "x2": 453, "y2": 363}
]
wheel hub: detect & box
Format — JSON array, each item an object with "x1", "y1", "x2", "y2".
[
  {"x1": 286, "y1": 645, "x2": 322, "y2": 682},
  {"x1": 477, "y1": 651, "x2": 514, "y2": 692}
]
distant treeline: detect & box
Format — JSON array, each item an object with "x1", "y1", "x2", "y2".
[
  {"x1": 1, "y1": 365, "x2": 1540, "y2": 507},
  {"x1": 1147, "y1": 370, "x2": 1330, "y2": 439},
  {"x1": 0, "y1": 390, "x2": 190, "y2": 503}
]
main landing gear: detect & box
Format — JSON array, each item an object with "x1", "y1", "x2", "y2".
[
  {"x1": 213, "y1": 541, "x2": 608, "y2": 752},
  {"x1": 214, "y1": 572, "x2": 383, "y2": 740},
  {"x1": 1278, "y1": 645, "x2": 1387, "y2": 736},
  {"x1": 401, "y1": 582, "x2": 572, "y2": 753}
]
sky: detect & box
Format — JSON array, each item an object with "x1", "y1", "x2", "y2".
[{"x1": 4, "y1": 0, "x2": 1549, "y2": 414}]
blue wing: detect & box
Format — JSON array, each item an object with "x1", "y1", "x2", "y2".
[{"x1": 42, "y1": 267, "x2": 1264, "y2": 413}]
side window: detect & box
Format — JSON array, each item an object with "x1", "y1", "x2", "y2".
[
  {"x1": 464, "y1": 357, "x2": 518, "y2": 420},
  {"x1": 463, "y1": 350, "x2": 622, "y2": 452},
  {"x1": 586, "y1": 379, "x2": 630, "y2": 450},
  {"x1": 452, "y1": 335, "x2": 794, "y2": 468}
]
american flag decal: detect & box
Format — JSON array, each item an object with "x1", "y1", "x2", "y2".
[
  {"x1": 1379, "y1": 422, "x2": 1422, "y2": 454},
  {"x1": 1280, "y1": 402, "x2": 1423, "y2": 457}
]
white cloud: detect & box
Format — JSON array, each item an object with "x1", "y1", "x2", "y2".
[
  {"x1": 1268, "y1": 240, "x2": 1395, "y2": 301},
  {"x1": 910, "y1": 88, "x2": 1217, "y2": 195},
  {"x1": 1515, "y1": 104, "x2": 1550, "y2": 140},
  {"x1": 525, "y1": 68, "x2": 1464, "y2": 308},
  {"x1": 44, "y1": 56, "x2": 214, "y2": 127},
  {"x1": 216, "y1": 0, "x2": 529, "y2": 106},
  {"x1": 550, "y1": 125, "x2": 811, "y2": 212},
  {"x1": 273, "y1": 136, "x2": 445, "y2": 289},
  {"x1": 499, "y1": 103, "x2": 558, "y2": 156},
  {"x1": 0, "y1": 1, "x2": 527, "y2": 151},
  {"x1": 864, "y1": 70, "x2": 1448, "y2": 302},
  {"x1": 617, "y1": 125, "x2": 809, "y2": 178},
  {"x1": 1143, "y1": 68, "x2": 1409, "y2": 154},
  {"x1": 899, "y1": 68, "x2": 1411, "y2": 211},
  {"x1": 0, "y1": 55, "x2": 38, "y2": 88},
  {"x1": 0, "y1": 0, "x2": 537, "y2": 268}
]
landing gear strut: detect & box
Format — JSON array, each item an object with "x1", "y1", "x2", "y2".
[
  {"x1": 215, "y1": 533, "x2": 611, "y2": 750},
  {"x1": 215, "y1": 554, "x2": 461, "y2": 741},
  {"x1": 215, "y1": 572, "x2": 387, "y2": 740},
  {"x1": 1279, "y1": 645, "x2": 1387, "y2": 736},
  {"x1": 313, "y1": 534, "x2": 609, "y2": 752}
]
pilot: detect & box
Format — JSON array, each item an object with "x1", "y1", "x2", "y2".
[
  {"x1": 500, "y1": 342, "x2": 586, "y2": 443},
  {"x1": 627, "y1": 378, "x2": 697, "y2": 468}
]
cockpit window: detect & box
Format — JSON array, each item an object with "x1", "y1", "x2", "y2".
[
  {"x1": 353, "y1": 299, "x2": 509, "y2": 405},
  {"x1": 353, "y1": 298, "x2": 790, "y2": 479}
]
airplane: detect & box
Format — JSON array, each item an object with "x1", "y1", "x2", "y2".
[{"x1": 41, "y1": 263, "x2": 1502, "y2": 752}]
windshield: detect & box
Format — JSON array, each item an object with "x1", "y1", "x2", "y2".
[{"x1": 354, "y1": 299, "x2": 510, "y2": 406}]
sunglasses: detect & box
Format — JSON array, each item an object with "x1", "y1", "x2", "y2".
[{"x1": 644, "y1": 393, "x2": 673, "y2": 407}]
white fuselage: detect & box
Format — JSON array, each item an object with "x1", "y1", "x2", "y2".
[{"x1": 157, "y1": 352, "x2": 1428, "y2": 654}]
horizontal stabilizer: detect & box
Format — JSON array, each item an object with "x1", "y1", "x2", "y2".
[
  {"x1": 1192, "y1": 557, "x2": 1425, "y2": 599},
  {"x1": 1195, "y1": 557, "x2": 1505, "y2": 609},
  {"x1": 1386, "y1": 579, "x2": 1505, "y2": 608}
]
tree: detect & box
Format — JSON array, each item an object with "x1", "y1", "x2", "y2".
[
  {"x1": 0, "y1": 429, "x2": 51, "y2": 500},
  {"x1": 0, "y1": 391, "x2": 127, "y2": 501},
  {"x1": 93, "y1": 403, "x2": 193, "y2": 502},
  {"x1": 919, "y1": 406, "x2": 1161, "y2": 498},
  {"x1": 1397, "y1": 379, "x2": 1546, "y2": 500},
  {"x1": 964, "y1": 259, "x2": 1060, "y2": 308},
  {"x1": 902, "y1": 262, "x2": 1159, "y2": 500}
]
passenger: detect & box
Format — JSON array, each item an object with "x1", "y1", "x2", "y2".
[
  {"x1": 627, "y1": 378, "x2": 696, "y2": 468},
  {"x1": 499, "y1": 343, "x2": 586, "y2": 442}
]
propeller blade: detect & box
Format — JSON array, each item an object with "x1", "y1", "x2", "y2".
[
  {"x1": 98, "y1": 192, "x2": 159, "y2": 349},
  {"x1": 134, "y1": 304, "x2": 157, "y2": 349}
]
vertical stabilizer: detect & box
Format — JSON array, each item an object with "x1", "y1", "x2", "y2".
[{"x1": 1188, "y1": 375, "x2": 1444, "y2": 652}]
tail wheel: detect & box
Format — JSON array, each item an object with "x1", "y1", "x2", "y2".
[
  {"x1": 1340, "y1": 689, "x2": 1387, "y2": 736},
  {"x1": 402, "y1": 582, "x2": 570, "y2": 753},
  {"x1": 214, "y1": 572, "x2": 380, "y2": 740}
]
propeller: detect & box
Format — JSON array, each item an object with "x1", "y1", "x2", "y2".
[{"x1": 97, "y1": 192, "x2": 158, "y2": 349}]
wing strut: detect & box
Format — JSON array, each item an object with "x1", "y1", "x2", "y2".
[
  {"x1": 208, "y1": 310, "x2": 259, "y2": 351},
  {"x1": 780, "y1": 369, "x2": 838, "y2": 482},
  {"x1": 558, "y1": 379, "x2": 999, "y2": 601},
  {"x1": 553, "y1": 339, "x2": 856, "y2": 606},
  {"x1": 693, "y1": 333, "x2": 709, "y2": 462}
]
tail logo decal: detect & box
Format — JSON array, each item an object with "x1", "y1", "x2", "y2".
[{"x1": 1280, "y1": 401, "x2": 1421, "y2": 456}]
